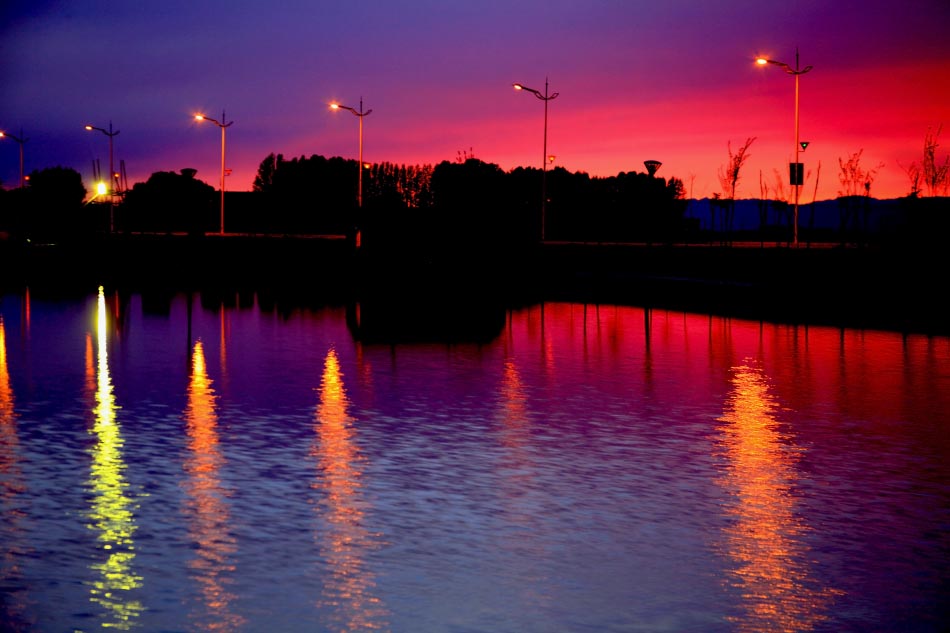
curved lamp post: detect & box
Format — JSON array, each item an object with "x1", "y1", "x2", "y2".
[
  {"x1": 0, "y1": 129, "x2": 27, "y2": 188},
  {"x1": 514, "y1": 79, "x2": 559, "y2": 241},
  {"x1": 330, "y1": 98, "x2": 372, "y2": 208},
  {"x1": 756, "y1": 49, "x2": 813, "y2": 246},
  {"x1": 195, "y1": 112, "x2": 233, "y2": 235},
  {"x1": 85, "y1": 122, "x2": 120, "y2": 233}
]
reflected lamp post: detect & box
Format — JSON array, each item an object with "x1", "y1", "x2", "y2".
[
  {"x1": 756, "y1": 49, "x2": 813, "y2": 246},
  {"x1": 514, "y1": 78, "x2": 559, "y2": 241},
  {"x1": 85, "y1": 122, "x2": 120, "y2": 233},
  {"x1": 195, "y1": 111, "x2": 233, "y2": 235},
  {"x1": 0, "y1": 129, "x2": 27, "y2": 188},
  {"x1": 330, "y1": 98, "x2": 372, "y2": 208}
]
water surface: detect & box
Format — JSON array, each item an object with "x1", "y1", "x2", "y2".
[{"x1": 0, "y1": 288, "x2": 948, "y2": 631}]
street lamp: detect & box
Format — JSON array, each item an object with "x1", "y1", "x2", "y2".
[
  {"x1": 85, "y1": 122, "x2": 120, "y2": 233},
  {"x1": 330, "y1": 98, "x2": 372, "y2": 208},
  {"x1": 756, "y1": 49, "x2": 813, "y2": 246},
  {"x1": 513, "y1": 78, "x2": 559, "y2": 241},
  {"x1": 0, "y1": 129, "x2": 27, "y2": 188},
  {"x1": 195, "y1": 111, "x2": 233, "y2": 235}
]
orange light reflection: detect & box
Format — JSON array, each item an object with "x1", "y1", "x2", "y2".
[
  {"x1": 313, "y1": 347, "x2": 388, "y2": 631},
  {"x1": 183, "y1": 339, "x2": 243, "y2": 631},
  {"x1": 717, "y1": 361, "x2": 841, "y2": 632},
  {"x1": 0, "y1": 317, "x2": 28, "y2": 625}
]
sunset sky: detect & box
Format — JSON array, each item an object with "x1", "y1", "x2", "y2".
[{"x1": 2, "y1": 1, "x2": 949, "y2": 201}]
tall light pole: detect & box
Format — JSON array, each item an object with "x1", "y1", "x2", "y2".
[
  {"x1": 514, "y1": 78, "x2": 559, "y2": 241},
  {"x1": 195, "y1": 111, "x2": 233, "y2": 235},
  {"x1": 85, "y1": 122, "x2": 120, "y2": 233},
  {"x1": 330, "y1": 98, "x2": 372, "y2": 208},
  {"x1": 0, "y1": 129, "x2": 27, "y2": 188},
  {"x1": 756, "y1": 49, "x2": 813, "y2": 246}
]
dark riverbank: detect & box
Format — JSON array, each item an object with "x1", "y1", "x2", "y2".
[{"x1": 2, "y1": 233, "x2": 947, "y2": 336}]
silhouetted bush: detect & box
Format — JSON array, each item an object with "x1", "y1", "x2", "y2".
[
  {"x1": 2, "y1": 166, "x2": 88, "y2": 243},
  {"x1": 122, "y1": 168, "x2": 215, "y2": 234}
]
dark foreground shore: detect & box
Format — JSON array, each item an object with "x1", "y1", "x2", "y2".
[{"x1": 2, "y1": 233, "x2": 947, "y2": 337}]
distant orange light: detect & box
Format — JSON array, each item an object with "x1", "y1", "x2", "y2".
[
  {"x1": 194, "y1": 114, "x2": 205, "y2": 121},
  {"x1": 84, "y1": 125, "x2": 94, "y2": 130},
  {"x1": 755, "y1": 57, "x2": 768, "y2": 65},
  {"x1": 329, "y1": 103, "x2": 340, "y2": 110},
  {"x1": 513, "y1": 83, "x2": 524, "y2": 91}
]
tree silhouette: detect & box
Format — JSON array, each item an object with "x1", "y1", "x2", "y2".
[
  {"x1": 718, "y1": 138, "x2": 756, "y2": 200},
  {"x1": 123, "y1": 168, "x2": 215, "y2": 234},
  {"x1": 836, "y1": 150, "x2": 883, "y2": 244},
  {"x1": 11, "y1": 166, "x2": 88, "y2": 242},
  {"x1": 253, "y1": 153, "x2": 278, "y2": 193},
  {"x1": 922, "y1": 125, "x2": 950, "y2": 197},
  {"x1": 716, "y1": 138, "x2": 756, "y2": 242}
]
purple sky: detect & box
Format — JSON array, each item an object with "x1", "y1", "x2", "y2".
[{"x1": 2, "y1": 0, "x2": 949, "y2": 201}]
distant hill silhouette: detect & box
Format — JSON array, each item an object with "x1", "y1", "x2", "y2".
[{"x1": 684, "y1": 197, "x2": 903, "y2": 232}]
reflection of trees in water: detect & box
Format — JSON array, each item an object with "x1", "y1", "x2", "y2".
[
  {"x1": 183, "y1": 339, "x2": 244, "y2": 632},
  {"x1": 0, "y1": 317, "x2": 30, "y2": 630},
  {"x1": 716, "y1": 361, "x2": 840, "y2": 632},
  {"x1": 313, "y1": 347, "x2": 388, "y2": 632},
  {"x1": 85, "y1": 287, "x2": 144, "y2": 630}
]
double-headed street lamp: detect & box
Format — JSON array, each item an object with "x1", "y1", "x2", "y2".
[
  {"x1": 756, "y1": 49, "x2": 813, "y2": 246},
  {"x1": 330, "y1": 98, "x2": 372, "y2": 208},
  {"x1": 195, "y1": 111, "x2": 233, "y2": 235},
  {"x1": 513, "y1": 79, "x2": 559, "y2": 241},
  {"x1": 0, "y1": 129, "x2": 27, "y2": 188},
  {"x1": 85, "y1": 122, "x2": 120, "y2": 233}
]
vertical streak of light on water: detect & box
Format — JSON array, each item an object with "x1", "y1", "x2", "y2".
[
  {"x1": 716, "y1": 360, "x2": 842, "y2": 632},
  {"x1": 313, "y1": 347, "x2": 388, "y2": 631},
  {"x1": 85, "y1": 286, "x2": 144, "y2": 629}
]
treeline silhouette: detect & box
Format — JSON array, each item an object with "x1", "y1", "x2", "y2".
[
  {"x1": 3, "y1": 154, "x2": 948, "y2": 252},
  {"x1": 246, "y1": 152, "x2": 690, "y2": 249},
  {"x1": 0, "y1": 153, "x2": 688, "y2": 247}
]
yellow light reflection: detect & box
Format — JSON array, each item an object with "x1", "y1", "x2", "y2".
[
  {"x1": 183, "y1": 339, "x2": 243, "y2": 631},
  {"x1": 717, "y1": 361, "x2": 840, "y2": 632},
  {"x1": 86, "y1": 286, "x2": 144, "y2": 628},
  {"x1": 313, "y1": 347, "x2": 387, "y2": 631},
  {"x1": 0, "y1": 317, "x2": 29, "y2": 625}
]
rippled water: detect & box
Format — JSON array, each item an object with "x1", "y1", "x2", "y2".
[{"x1": 1, "y1": 287, "x2": 948, "y2": 632}]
